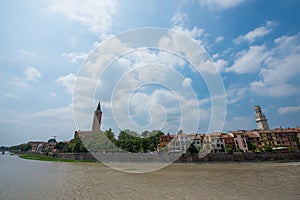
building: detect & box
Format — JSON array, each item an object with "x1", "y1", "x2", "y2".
[
  {"x1": 228, "y1": 130, "x2": 249, "y2": 152},
  {"x1": 202, "y1": 133, "x2": 226, "y2": 153},
  {"x1": 160, "y1": 133, "x2": 175, "y2": 149},
  {"x1": 222, "y1": 133, "x2": 235, "y2": 152},
  {"x1": 160, "y1": 133, "x2": 202, "y2": 153},
  {"x1": 191, "y1": 134, "x2": 202, "y2": 150},
  {"x1": 254, "y1": 105, "x2": 270, "y2": 130},
  {"x1": 247, "y1": 128, "x2": 300, "y2": 151},
  {"x1": 28, "y1": 141, "x2": 46, "y2": 152}
]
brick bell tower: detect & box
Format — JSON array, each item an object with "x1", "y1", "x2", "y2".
[
  {"x1": 92, "y1": 102, "x2": 102, "y2": 132},
  {"x1": 254, "y1": 105, "x2": 270, "y2": 130}
]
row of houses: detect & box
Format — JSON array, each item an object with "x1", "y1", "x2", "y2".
[
  {"x1": 28, "y1": 140, "x2": 58, "y2": 153},
  {"x1": 160, "y1": 127, "x2": 300, "y2": 154}
]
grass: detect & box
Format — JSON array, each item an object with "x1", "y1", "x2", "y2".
[{"x1": 19, "y1": 153, "x2": 95, "y2": 163}]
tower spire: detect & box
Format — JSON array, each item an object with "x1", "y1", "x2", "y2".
[
  {"x1": 254, "y1": 105, "x2": 270, "y2": 130},
  {"x1": 92, "y1": 101, "x2": 102, "y2": 132},
  {"x1": 96, "y1": 102, "x2": 101, "y2": 111}
]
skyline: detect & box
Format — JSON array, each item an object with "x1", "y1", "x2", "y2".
[{"x1": 1, "y1": 0, "x2": 300, "y2": 146}]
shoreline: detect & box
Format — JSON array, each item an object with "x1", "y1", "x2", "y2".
[
  {"x1": 17, "y1": 153, "x2": 96, "y2": 163},
  {"x1": 11, "y1": 151, "x2": 300, "y2": 164}
]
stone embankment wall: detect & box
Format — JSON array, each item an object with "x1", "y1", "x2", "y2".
[
  {"x1": 54, "y1": 152, "x2": 300, "y2": 163},
  {"x1": 177, "y1": 152, "x2": 300, "y2": 163},
  {"x1": 14, "y1": 150, "x2": 300, "y2": 163},
  {"x1": 55, "y1": 153, "x2": 97, "y2": 161}
]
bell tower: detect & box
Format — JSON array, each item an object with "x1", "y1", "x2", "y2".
[
  {"x1": 92, "y1": 102, "x2": 102, "y2": 132},
  {"x1": 254, "y1": 105, "x2": 269, "y2": 130}
]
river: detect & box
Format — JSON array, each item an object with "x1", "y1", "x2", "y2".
[{"x1": 0, "y1": 152, "x2": 299, "y2": 200}]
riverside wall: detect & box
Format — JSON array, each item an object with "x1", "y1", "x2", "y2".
[
  {"x1": 54, "y1": 153, "x2": 97, "y2": 161},
  {"x1": 53, "y1": 151, "x2": 300, "y2": 163},
  {"x1": 177, "y1": 152, "x2": 300, "y2": 163}
]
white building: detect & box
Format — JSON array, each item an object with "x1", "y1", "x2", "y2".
[
  {"x1": 169, "y1": 134, "x2": 202, "y2": 153},
  {"x1": 202, "y1": 133, "x2": 226, "y2": 153}
]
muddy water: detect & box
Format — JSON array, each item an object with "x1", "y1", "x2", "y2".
[{"x1": 1, "y1": 153, "x2": 299, "y2": 200}]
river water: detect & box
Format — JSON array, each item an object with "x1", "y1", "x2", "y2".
[{"x1": 0, "y1": 153, "x2": 299, "y2": 200}]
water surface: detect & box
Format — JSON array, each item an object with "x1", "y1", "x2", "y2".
[{"x1": 1, "y1": 153, "x2": 299, "y2": 199}]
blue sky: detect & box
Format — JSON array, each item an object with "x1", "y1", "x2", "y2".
[{"x1": 1, "y1": 0, "x2": 300, "y2": 146}]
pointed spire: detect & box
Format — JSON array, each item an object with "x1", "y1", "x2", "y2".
[
  {"x1": 96, "y1": 102, "x2": 101, "y2": 111},
  {"x1": 92, "y1": 101, "x2": 102, "y2": 132}
]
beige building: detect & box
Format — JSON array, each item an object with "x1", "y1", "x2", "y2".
[{"x1": 202, "y1": 133, "x2": 226, "y2": 153}]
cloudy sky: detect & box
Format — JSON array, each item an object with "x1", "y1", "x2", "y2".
[{"x1": 1, "y1": 0, "x2": 300, "y2": 146}]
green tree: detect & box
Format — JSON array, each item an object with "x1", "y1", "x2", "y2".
[
  {"x1": 263, "y1": 145, "x2": 273, "y2": 152},
  {"x1": 55, "y1": 142, "x2": 70, "y2": 153},
  {"x1": 141, "y1": 131, "x2": 149, "y2": 138},
  {"x1": 48, "y1": 138, "x2": 57, "y2": 143},
  {"x1": 288, "y1": 146, "x2": 295, "y2": 152},
  {"x1": 187, "y1": 143, "x2": 199, "y2": 155},
  {"x1": 10, "y1": 143, "x2": 32, "y2": 151},
  {"x1": 69, "y1": 135, "x2": 87, "y2": 153},
  {"x1": 104, "y1": 128, "x2": 115, "y2": 141},
  {"x1": 248, "y1": 143, "x2": 256, "y2": 152},
  {"x1": 225, "y1": 144, "x2": 233, "y2": 154}
]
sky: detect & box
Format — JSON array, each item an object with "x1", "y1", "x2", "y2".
[{"x1": 1, "y1": 0, "x2": 300, "y2": 146}]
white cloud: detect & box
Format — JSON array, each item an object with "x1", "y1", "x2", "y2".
[
  {"x1": 171, "y1": 12, "x2": 188, "y2": 26},
  {"x1": 212, "y1": 53, "x2": 220, "y2": 59},
  {"x1": 226, "y1": 86, "x2": 248, "y2": 104},
  {"x1": 250, "y1": 81, "x2": 297, "y2": 97},
  {"x1": 215, "y1": 36, "x2": 224, "y2": 43},
  {"x1": 55, "y1": 73, "x2": 77, "y2": 95},
  {"x1": 160, "y1": 26, "x2": 226, "y2": 74},
  {"x1": 62, "y1": 52, "x2": 88, "y2": 63},
  {"x1": 171, "y1": 25, "x2": 204, "y2": 43},
  {"x1": 234, "y1": 21, "x2": 276, "y2": 44},
  {"x1": 278, "y1": 105, "x2": 300, "y2": 115},
  {"x1": 214, "y1": 59, "x2": 228, "y2": 72},
  {"x1": 249, "y1": 33, "x2": 300, "y2": 97},
  {"x1": 49, "y1": 92, "x2": 57, "y2": 98},
  {"x1": 223, "y1": 115, "x2": 254, "y2": 131},
  {"x1": 49, "y1": 0, "x2": 116, "y2": 38},
  {"x1": 0, "y1": 93, "x2": 18, "y2": 98},
  {"x1": 34, "y1": 104, "x2": 73, "y2": 119},
  {"x1": 227, "y1": 32, "x2": 300, "y2": 98},
  {"x1": 182, "y1": 78, "x2": 192, "y2": 87},
  {"x1": 71, "y1": 28, "x2": 226, "y2": 134},
  {"x1": 199, "y1": 0, "x2": 248, "y2": 10},
  {"x1": 19, "y1": 49, "x2": 35, "y2": 57},
  {"x1": 11, "y1": 76, "x2": 28, "y2": 87},
  {"x1": 226, "y1": 45, "x2": 269, "y2": 74},
  {"x1": 25, "y1": 67, "x2": 41, "y2": 81},
  {"x1": 0, "y1": 104, "x2": 76, "y2": 145}
]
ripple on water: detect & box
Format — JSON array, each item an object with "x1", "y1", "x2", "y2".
[{"x1": 1, "y1": 155, "x2": 300, "y2": 200}]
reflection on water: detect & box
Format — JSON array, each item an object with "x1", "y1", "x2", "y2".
[{"x1": 1, "y1": 153, "x2": 300, "y2": 200}]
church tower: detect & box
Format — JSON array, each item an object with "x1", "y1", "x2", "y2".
[
  {"x1": 92, "y1": 102, "x2": 102, "y2": 132},
  {"x1": 254, "y1": 105, "x2": 270, "y2": 130}
]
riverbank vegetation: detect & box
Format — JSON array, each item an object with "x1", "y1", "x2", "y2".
[
  {"x1": 19, "y1": 153, "x2": 95, "y2": 162},
  {"x1": 84, "y1": 129, "x2": 164, "y2": 153},
  {"x1": 9, "y1": 129, "x2": 165, "y2": 154}
]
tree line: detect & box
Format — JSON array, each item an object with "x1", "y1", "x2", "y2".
[
  {"x1": 84, "y1": 129, "x2": 164, "y2": 153},
  {"x1": 8, "y1": 129, "x2": 165, "y2": 154}
]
